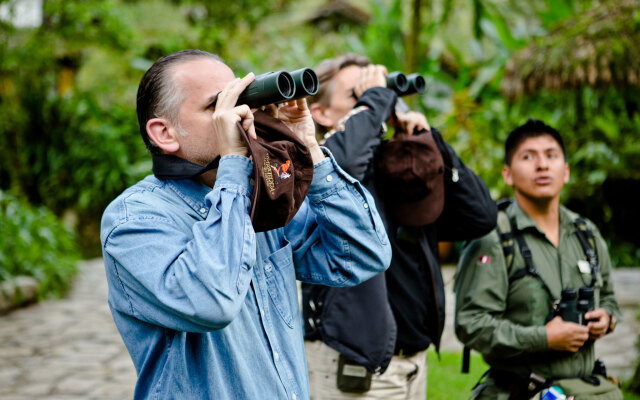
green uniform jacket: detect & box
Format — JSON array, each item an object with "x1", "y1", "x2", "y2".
[{"x1": 454, "y1": 201, "x2": 621, "y2": 380}]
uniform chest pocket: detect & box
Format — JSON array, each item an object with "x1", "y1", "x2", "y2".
[
  {"x1": 263, "y1": 241, "x2": 297, "y2": 328},
  {"x1": 506, "y1": 274, "x2": 552, "y2": 326}
]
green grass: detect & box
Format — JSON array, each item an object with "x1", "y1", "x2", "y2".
[
  {"x1": 427, "y1": 349, "x2": 488, "y2": 400},
  {"x1": 427, "y1": 350, "x2": 640, "y2": 399}
]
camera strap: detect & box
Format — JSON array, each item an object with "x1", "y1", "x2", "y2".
[
  {"x1": 151, "y1": 153, "x2": 220, "y2": 180},
  {"x1": 573, "y1": 217, "x2": 599, "y2": 288}
]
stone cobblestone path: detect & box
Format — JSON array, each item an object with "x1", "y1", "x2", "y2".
[
  {"x1": 0, "y1": 260, "x2": 638, "y2": 399},
  {"x1": 0, "y1": 259, "x2": 136, "y2": 400}
]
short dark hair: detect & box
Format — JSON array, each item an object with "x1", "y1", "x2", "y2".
[
  {"x1": 136, "y1": 49, "x2": 223, "y2": 154},
  {"x1": 504, "y1": 118, "x2": 566, "y2": 165}
]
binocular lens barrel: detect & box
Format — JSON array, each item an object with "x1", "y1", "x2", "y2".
[
  {"x1": 561, "y1": 289, "x2": 577, "y2": 301},
  {"x1": 556, "y1": 287, "x2": 595, "y2": 325},
  {"x1": 386, "y1": 71, "x2": 409, "y2": 94},
  {"x1": 290, "y1": 68, "x2": 319, "y2": 99},
  {"x1": 236, "y1": 70, "x2": 295, "y2": 108},
  {"x1": 578, "y1": 287, "x2": 594, "y2": 300},
  {"x1": 405, "y1": 73, "x2": 426, "y2": 95},
  {"x1": 387, "y1": 71, "x2": 426, "y2": 96}
]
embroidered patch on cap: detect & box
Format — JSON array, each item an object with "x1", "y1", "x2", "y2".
[
  {"x1": 478, "y1": 255, "x2": 491, "y2": 264},
  {"x1": 271, "y1": 160, "x2": 292, "y2": 185}
]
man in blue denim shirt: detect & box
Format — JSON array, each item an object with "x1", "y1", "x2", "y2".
[{"x1": 100, "y1": 50, "x2": 391, "y2": 400}]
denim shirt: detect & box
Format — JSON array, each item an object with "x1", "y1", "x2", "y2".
[{"x1": 100, "y1": 151, "x2": 391, "y2": 400}]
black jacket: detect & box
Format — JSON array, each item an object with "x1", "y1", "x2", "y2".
[{"x1": 302, "y1": 87, "x2": 497, "y2": 373}]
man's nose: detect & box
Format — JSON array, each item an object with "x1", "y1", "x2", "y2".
[{"x1": 536, "y1": 156, "x2": 549, "y2": 170}]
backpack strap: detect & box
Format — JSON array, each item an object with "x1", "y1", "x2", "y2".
[
  {"x1": 495, "y1": 199, "x2": 555, "y2": 301},
  {"x1": 496, "y1": 208, "x2": 516, "y2": 274},
  {"x1": 573, "y1": 217, "x2": 599, "y2": 287},
  {"x1": 508, "y1": 218, "x2": 556, "y2": 301}
]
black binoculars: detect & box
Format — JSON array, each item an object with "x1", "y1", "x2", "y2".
[
  {"x1": 554, "y1": 287, "x2": 595, "y2": 325},
  {"x1": 213, "y1": 68, "x2": 319, "y2": 109},
  {"x1": 386, "y1": 71, "x2": 426, "y2": 96}
]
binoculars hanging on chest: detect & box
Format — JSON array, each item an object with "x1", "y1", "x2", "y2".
[{"x1": 554, "y1": 287, "x2": 595, "y2": 324}]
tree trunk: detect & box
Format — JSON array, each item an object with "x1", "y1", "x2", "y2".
[{"x1": 405, "y1": 0, "x2": 422, "y2": 108}]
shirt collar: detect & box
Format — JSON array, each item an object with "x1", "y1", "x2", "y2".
[{"x1": 508, "y1": 200, "x2": 576, "y2": 235}]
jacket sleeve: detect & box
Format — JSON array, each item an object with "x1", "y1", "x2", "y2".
[
  {"x1": 454, "y1": 231, "x2": 548, "y2": 359},
  {"x1": 322, "y1": 87, "x2": 397, "y2": 181},
  {"x1": 285, "y1": 149, "x2": 391, "y2": 287},
  {"x1": 100, "y1": 156, "x2": 257, "y2": 333},
  {"x1": 432, "y1": 128, "x2": 497, "y2": 241}
]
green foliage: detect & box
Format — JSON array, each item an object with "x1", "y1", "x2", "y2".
[
  {"x1": 0, "y1": 0, "x2": 152, "y2": 254},
  {"x1": 0, "y1": 0, "x2": 638, "y2": 265},
  {"x1": 0, "y1": 191, "x2": 79, "y2": 299}
]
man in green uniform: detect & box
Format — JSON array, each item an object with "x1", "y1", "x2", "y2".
[{"x1": 454, "y1": 119, "x2": 622, "y2": 399}]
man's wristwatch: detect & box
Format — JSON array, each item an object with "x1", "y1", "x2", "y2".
[{"x1": 607, "y1": 312, "x2": 617, "y2": 334}]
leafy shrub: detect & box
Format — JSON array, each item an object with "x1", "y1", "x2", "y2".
[{"x1": 0, "y1": 191, "x2": 79, "y2": 299}]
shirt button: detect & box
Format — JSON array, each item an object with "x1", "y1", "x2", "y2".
[
  {"x1": 292, "y1": 394, "x2": 296, "y2": 400},
  {"x1": 199, "y1": 207, "x2": 206, "y2": 214},
  {"x1": 326, "y1": 175, "x2": 333, "y2": 182},
  {"x1": 363, "y1": 203, "x2": 369, "y2": 209},
  {"x1": 260, "y1": 309, "x2": 265, "y2": 318},
  {"x1": 265, "y1": 264, "x2": 272, "y2": 272},
  {"x1": 274, "y1": 352, "x2": 279, "y2": 361}
]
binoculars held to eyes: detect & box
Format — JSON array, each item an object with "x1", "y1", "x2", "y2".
[
  {"x1": 553, "y1": 287, "x2": 595, "y2": 325},
  {"x1": 386, "y1": 71, "x2": 426, "y2": 96},
  {"x1": 233, "y1": 68, "x2": 319, "y2": 109}
]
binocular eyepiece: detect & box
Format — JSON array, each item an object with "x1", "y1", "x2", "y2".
[
  {"x1": 215, "y1": 68, "x2": 320, "y2": 109},
  {"x1": 555, "y1": 287, "x2": 595, "y2": 325},
  {"x1": 386, "y1": 71, "x2": 426, "y2": 96}
]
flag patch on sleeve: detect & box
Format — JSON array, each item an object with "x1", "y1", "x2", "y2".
[{"x1": 478, "y1": 255, "x2": 491, "y2": 264}]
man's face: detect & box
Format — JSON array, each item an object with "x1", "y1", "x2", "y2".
[
  {"x1": 171, "y1": 58, "x2": 236, "y2": 164},
  {"x1": 503, "y1": 134, "x2": 570, "y2": 202},
  {"x1": 317, "y1": 65, "x2": 362, "y2": 129}
]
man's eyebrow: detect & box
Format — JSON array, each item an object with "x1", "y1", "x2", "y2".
[{"x1": 518, "y1": 146, "x2": 560, "y2": 155}]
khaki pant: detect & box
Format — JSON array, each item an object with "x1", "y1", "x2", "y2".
[{"x1": 305, "y1": 340, "x2": 427, "y2": 400}]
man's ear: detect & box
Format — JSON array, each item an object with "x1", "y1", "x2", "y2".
[
  {"x1": 146, "y1": 118, "x2": 180, "y2": 153},
  {"x1": 563, "y1": 162, "x2": 570, "y2": 184},
  {"x1": 309, "y1": 103, "x2": 334, "y2": 129},
  {"x1": 502, "y1": 164, "x2": 514, "y2": 186}
]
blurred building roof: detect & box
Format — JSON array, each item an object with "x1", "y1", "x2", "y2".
[
  {"x1": 501, "y1": 0, "x2": 640, "y2": 99},
  {"x1": 306, "y1": 0, "x2": 371, "y2": 30}
]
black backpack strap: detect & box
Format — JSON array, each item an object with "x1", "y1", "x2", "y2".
[
  {"x1": 508, "y1": 216, "x2": 555, "y2": 302},
  {"x1": 496, "y1": 200, "x2": 516, "y2": 273},
  {"x1": 462, "y1": 345, "x2": 471, "y2": 374},
  {"x1": 573, "y1": 217, "x2": 599, "y2": 287}
]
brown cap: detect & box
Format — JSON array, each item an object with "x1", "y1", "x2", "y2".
[
  {"x1": 239, "y1": 110, "x2": 314, "y2": 232},
  {"x1": 375, "y1": 130, "x2": 444, "y2": 226}
]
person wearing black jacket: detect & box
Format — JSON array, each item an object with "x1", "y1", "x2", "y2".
[{"x1": 303, "y1": 53, "x2": 497, "y2": 399}]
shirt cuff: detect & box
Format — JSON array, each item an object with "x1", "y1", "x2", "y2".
[
  {"x1": 528, "y1": 325, "x2": 550, "y2": 351},
  {"x1": 307, "y1": 147, "x2": 354, "y2": 199},
  {"x1": 214, "y1": 155, "x2": 254, "y2": 196}
]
